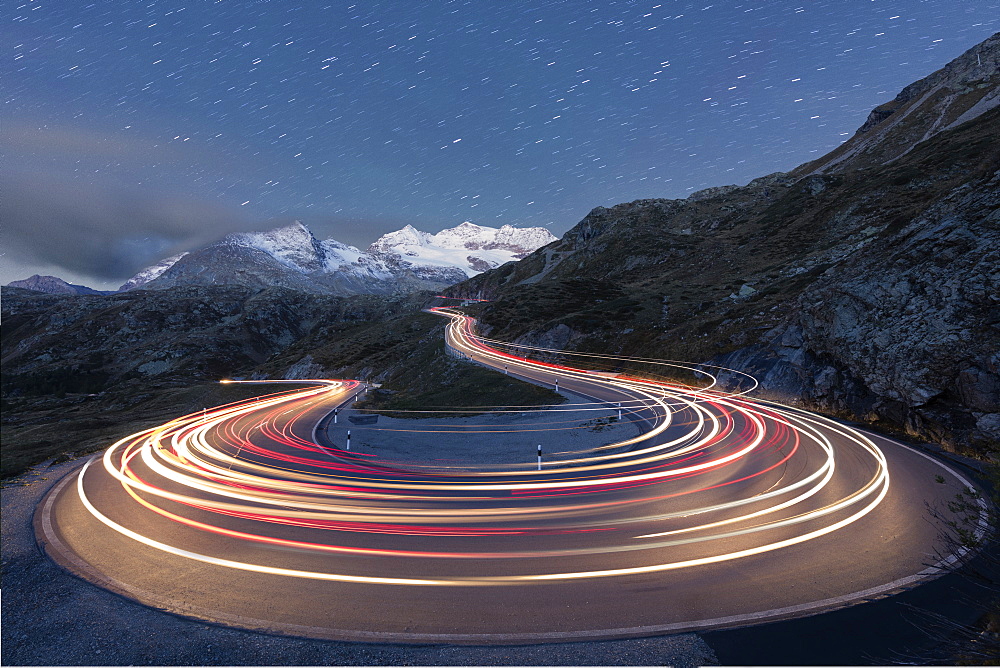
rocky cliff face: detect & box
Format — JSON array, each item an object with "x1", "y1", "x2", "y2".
[
  {"x1": 714, "y1": 166, "x2": 1000, "y2": 449},
  {"x1": 448, "y1": 35, "x2": 1000, "y2": 454}
]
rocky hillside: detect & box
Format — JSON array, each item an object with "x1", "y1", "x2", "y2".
[
  {"x1": 0, "y1": 285, "x2": 427, "y2": 476},
  {"x1": 796, "y1": 33, "x2": 998, "y2": 176},
  {"x1": 1, "y1": 286, "x2": 421, "y2": 393},
  {"x1": 1, "y1": 284, "x2": 557, "y2": 476},
  {"x1": 447, "y1": 36, "x2": 1000, "y2": 454},
  {"x1": 7, "y1": 275, "x2": 113, "y2": 296}
]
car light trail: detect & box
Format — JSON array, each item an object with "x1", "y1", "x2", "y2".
[{"x1": 71, "y1": 308, "x2": 892, "y2": 588}]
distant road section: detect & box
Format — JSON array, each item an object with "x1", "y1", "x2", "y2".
[{"x1": 36, "y1": 308, "x2": 987, "y2": 643}]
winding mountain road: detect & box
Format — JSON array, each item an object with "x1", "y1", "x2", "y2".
[{"x1": 35, "y1": 307, "x2": 987, "y2": 644}]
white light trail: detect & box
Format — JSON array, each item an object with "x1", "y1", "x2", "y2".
[{"x1": 72, "y1": 309, "x2": 894, "y2": 586}]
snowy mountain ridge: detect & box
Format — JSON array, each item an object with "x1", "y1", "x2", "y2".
[
  {"x1": 117, "y1": 253, "x2": 190, "y2": 291},
  {"x1": 227, "y1": 224, "x2": 326, "y2": 274},
  {"x1": 117, "y1": 220, "x2": 556, "y2": 294},
  {"x1": 368, "y1": 221, "x2": 557, "y2": 278}
]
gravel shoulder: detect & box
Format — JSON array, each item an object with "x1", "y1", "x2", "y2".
[{"x1": 2, "y1": 457, "x2": 717, "y2": 666}]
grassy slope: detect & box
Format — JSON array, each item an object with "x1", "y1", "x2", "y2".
[
  {"x1": 1, "y1": 382, "x2": 282, "y2": 478},
  {"x1": 254, "y1": 307, "x2": 563, "y2": 414},
  {"x1": 356, "y1": 341, "x2": 563, "y2": 416}
]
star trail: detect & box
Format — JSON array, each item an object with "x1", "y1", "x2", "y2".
[{"x1": 2, "y1": 1, "x2": 996, "y2": 286}]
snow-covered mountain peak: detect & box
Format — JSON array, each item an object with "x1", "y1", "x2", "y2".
[
  {"x1": 319, "y1": 238, "x2": 391, "y2": 278},
  {"x1": 121, "y1": 219, "x2": 559, "y2": 295},
  {"x1": 228, "y1": 221, "x2": 324, "y2": 273},
  {"x1": 431, "y1": 222, "x2": 496, "y2": 249},
  {"x1": 492, "y1": 224, "x2": 557, "y2": 253},
  {"x1": 367, "y1": 221, "x2": 557, "y2": 278},
  {"x1": 369, "y1": 224, "x2": 432, "y2": 253}
]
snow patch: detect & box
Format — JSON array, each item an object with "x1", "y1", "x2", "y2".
[{"x1": 119, "y1": 252, "x2": 189, "y2": 291}]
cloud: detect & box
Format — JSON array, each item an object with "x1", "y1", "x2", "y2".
[
  {"x1": 2, "y1": 124, "x2": 171, "y2": 161},
  {"x1": 2, "y1": 170, "x2": 259, "y2": 282},
  {"x1": 0, "y1": 121, "x2": 279, "y2": 284},
  {"x1": 0, "y1": 122, "x2": 426, "y2": 285}
]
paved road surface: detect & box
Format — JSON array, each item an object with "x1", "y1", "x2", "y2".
[{"x1": 35, "y1": 307, "x2": 988, "y2": 644}]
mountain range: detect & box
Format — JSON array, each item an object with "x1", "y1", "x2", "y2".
[
  {"x1": 3, "y1": 34, "x2": 998, "y2": 477},
  {"x1": 8, "y1": 221, "x2": 557, "y2": 296}
]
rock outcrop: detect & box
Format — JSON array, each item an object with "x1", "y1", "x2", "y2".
[{"x1": 713, "y1": 173, "x2": 1000, "y2": 449}]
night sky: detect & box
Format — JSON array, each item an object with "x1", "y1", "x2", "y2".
[{"x1": 3, "y1": 1, "x2": 997, "y2": 288}]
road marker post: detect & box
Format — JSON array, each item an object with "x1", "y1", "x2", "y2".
[
  {"x1": 346, "y1": 430, "x2": 351, "y2": 451},
  {"x1": 554, "y1": 379, "x2": 559, "y2": 391},
  {"x1": 334, "y1": 408, "x2": 338, "y2": 424},
  {"x1": 618, "y1": 402, "x2": 622, "y2": 420},
  {"x1": 537, "y1": 445, "x2": 542, "y2": 471}
]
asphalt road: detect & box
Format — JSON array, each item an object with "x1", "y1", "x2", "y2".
[{"x1": 35, "y1": 308, "x2": 988, "y2": 645}]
